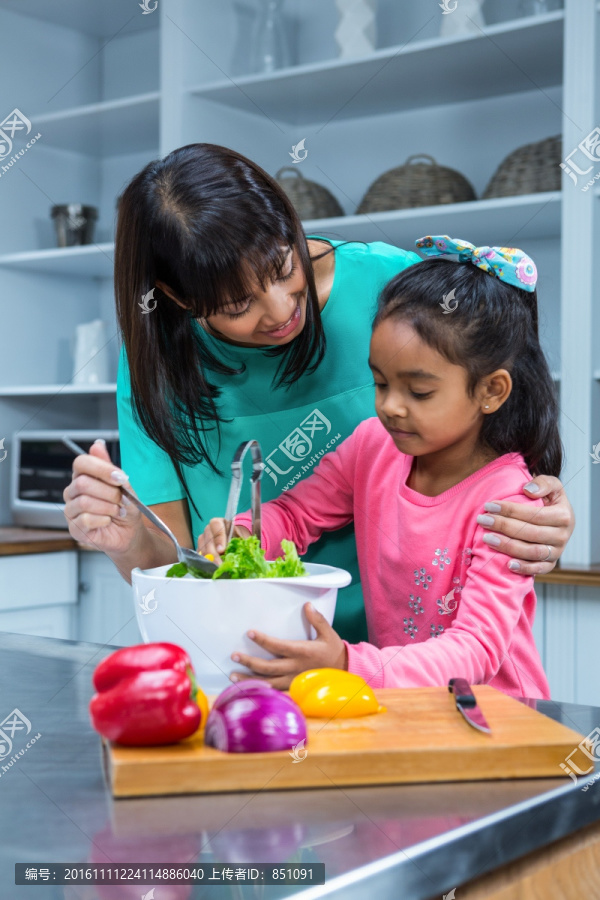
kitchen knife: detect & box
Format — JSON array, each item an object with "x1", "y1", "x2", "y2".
[{"x1": 448, "y1": 678, "x2": 491, "y2": 734}]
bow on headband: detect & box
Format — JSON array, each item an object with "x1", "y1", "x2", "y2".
[{"x1": 415, "y1": 235, "x2": 537, "y2": 292}]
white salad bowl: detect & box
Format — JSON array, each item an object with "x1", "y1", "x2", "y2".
[{"x1": 131, "y1": 563, "x2": 352, "y2": 693}]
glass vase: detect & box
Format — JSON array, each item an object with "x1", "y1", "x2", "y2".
[
  {"x1": 519, "y1": 0, "x2": 560, "y2": 16},
  {"x1": 250, "y1": 0, "x2": 291, "y2": 74}
]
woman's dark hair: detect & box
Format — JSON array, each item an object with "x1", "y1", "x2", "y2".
[
  {"x1": 373, "y1": 258, "x2": 562, "y2": 477},
  {"x1": 115, "y1": 143, "x2": 332, "y2": 520}
]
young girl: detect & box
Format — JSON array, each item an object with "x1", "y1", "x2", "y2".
[{"x1": 200, "y1": 235, "x2": 561, "y2": 699}]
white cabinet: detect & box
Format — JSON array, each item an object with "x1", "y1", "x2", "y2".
[
  {"x1": 77, "y1": 550, "x2": 142, "y2": 648},
  {"x1": 0, "y1": 549, "x2": 141, "y2": 646},
  {"x1": 536, "y1": 582, "x2": 600, "y2": 708},
  {"x1": 0, "y1": 552, "x2": 77, "y2": 639}
]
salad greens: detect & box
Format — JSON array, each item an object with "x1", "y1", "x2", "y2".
[{"x1": 166, "y1": 536, "x2": 307, "y2": 581}]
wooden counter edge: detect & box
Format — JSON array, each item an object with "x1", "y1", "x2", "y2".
[
  {"x1": 0, "y1": 527, "x2": 80, "y2": 556},
  {"x1": 0, "y1": 537, "x2": 79, "y2": 555},
  {"x1": 536, "y1": 567, "x2": 600, "y2": 588},
  {"x1": 450, "y1": 815, "x2": 600, "y2": 899}
]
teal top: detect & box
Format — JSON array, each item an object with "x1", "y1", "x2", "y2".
[{"x1": 116, "y1": 238, "x2": 421, "y2": 643}]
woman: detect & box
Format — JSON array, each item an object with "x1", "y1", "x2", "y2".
[{"x1": 63, "y1": 144, "x2": 575, "y2": 645}]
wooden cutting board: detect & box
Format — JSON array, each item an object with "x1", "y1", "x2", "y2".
[{"x1": 103, "y1": 686, "x2": 592, "y2": 798}]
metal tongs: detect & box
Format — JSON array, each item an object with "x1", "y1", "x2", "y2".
[{"x1": 223, "y1": 440, "x2": 263, "y2": 545}]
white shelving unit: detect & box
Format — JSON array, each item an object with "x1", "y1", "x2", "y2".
[
  {"x1": 0, "y1": 0, "x2": 160, "y2": 533},
  {"x1": 0, "y1": 0, "x2": 598, "y2": 701},
  {"x1": 32, "y1": 92, "x2": 160, "y2": 156},
  {"x1": 0, "y1": 244, "x2": 115, "y2": 277},
  {"x1": 303, "y1": 192, "x2": 562, "y2": 247},
  {"x1": 188, "y1": 11, "x2": 564, "y2": 123},
  {"x1": 0, "y1": 192, "x2": 561, "y2": 278},
  {"x1": 0, "y1": 384, "x2": 117, "y2": 397}
]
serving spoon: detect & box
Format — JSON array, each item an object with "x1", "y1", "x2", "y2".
[{"x1": 62, "y1": 436, "x2": 219, "y2": 577}]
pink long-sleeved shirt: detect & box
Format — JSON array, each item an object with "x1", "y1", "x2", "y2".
[{"x1": 235, "y1": 417, "x2": 550, "y2": 700}]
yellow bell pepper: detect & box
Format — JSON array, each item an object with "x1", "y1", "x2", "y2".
[
  {"x1": 196, "y1": 686, "x2": 210, "y2": 731},
  {"x1": 289, "y1": 668, "x2": 385, "y2": 719}
]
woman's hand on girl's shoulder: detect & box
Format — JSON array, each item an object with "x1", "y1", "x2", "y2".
[
  {"x1": 478, "y1": 475, "x2": 574, "y2": 576},
  {"x1": 197, "y1": 517, "x2": 251, "y2": 563}
]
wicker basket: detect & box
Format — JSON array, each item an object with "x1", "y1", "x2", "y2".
[
  {"x1": 483, "y1": 135, "x2": 562, "y2": 199},
  {"x1": 357, "y1": 154, "x2": 476, "y2": 213},
  {"x1": 275, "y1": 167, "x2": 344, "y2": 220}
]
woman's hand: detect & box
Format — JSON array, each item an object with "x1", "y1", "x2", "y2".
[
  {"x1": 478, "y1": 475, "x2": 575, "y2": 576},
  {"x1": 228, "y1": 602, "x2": 348, "y2": 690},
  {"x1": 197, "y1": 517, "x2": 251, "y2": 563},
  {"x1": 63, "y1": 439, "x2": 143, "y2": 554}
]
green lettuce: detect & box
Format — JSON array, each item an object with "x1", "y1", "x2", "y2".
[
  {"x1": 166, "y1": 536, "x2": 307, "y2": 580},
  {"x1": 267, "y1": 539, "x2": 306, "y2": 578}
]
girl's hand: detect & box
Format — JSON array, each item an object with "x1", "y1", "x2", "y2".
[
  {"x1": 479, "y1": 475, "x2": 575, "y2": 576},
  {"x1": 197, "y1": 517, "x2": 251, "y2": 563},
  {"x1": 229, "y1": 602, "x2": 348, "y2": 690},
  {"x1": 63, "y1": 439, "x2": 143, "y2": 554}
]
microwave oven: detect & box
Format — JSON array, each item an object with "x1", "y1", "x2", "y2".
[{"x1": 10, "y1": 430, "x2": 120, "y2": 529}]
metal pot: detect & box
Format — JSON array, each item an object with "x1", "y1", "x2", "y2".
[{"x1": 50, "y1": 204, "x2": 98, "y2": 247}]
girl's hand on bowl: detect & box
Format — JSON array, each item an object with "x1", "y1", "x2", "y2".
[
  {"x1": 63, "y1": 439, "x2": 142, "y2": 554},
  {"x1": 197, "y1": 517, "x2": 251, "y2": 563},
  {"x1": 229, "y1": 602, "x2": 349, "y2": 691}
]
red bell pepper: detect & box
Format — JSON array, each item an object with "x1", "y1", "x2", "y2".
[{"x1": 90, "y1": 643, "x2": 202, "y2": 746}]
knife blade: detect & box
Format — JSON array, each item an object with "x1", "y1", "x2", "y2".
[{"x1": 448, "y1": 678, "x2": 491, "y2": 734}]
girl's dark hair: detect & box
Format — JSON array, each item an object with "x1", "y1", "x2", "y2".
[
  {"x1": 115, "y1": 143, "x2": 330, "y2": 520},
  {"x1": 373, "y1": 258, "x2": 562, "y2": 477}
]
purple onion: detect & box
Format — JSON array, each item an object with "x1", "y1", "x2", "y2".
[
  {"x1": 213, "y1": 679, "x2": 274, "y2": 711},
  {"x1": 205, "y1": 691, "x2": 307, "y2": 754}
]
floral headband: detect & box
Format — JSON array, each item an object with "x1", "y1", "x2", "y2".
[{"x1": 415, "y1": 235, "x2": 538, "y2": 292}]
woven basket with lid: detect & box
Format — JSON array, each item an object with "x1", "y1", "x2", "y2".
[
  {"x1": 275, "y1": 167, "x2": 344, "y2": 220},
  {"x1": 357, "y1": 154, "x2": 476, "y2": 213},
  {"x1": 483, "y1": 135, "x2": 562, "y2": 199}
]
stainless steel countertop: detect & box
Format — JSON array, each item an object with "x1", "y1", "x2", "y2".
[{"x1": 1, "y1": 631, "x2": 599, "y2": 899}]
